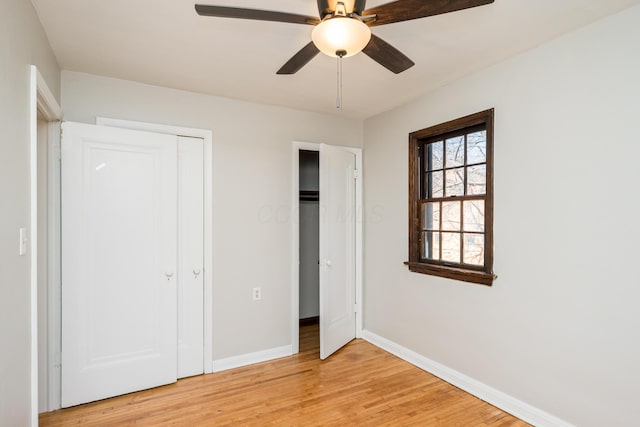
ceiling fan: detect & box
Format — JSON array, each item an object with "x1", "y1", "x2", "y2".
[{"x1": 195, "y1": 0, "x2": 495, "y2": 75}]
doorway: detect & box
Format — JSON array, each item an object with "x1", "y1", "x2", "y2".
[
  {"x1": 291, "y1": 142, "x2": 363, "y2": 359},
  {"x1": 298, "y1": 150, "x2": 320, "y2": 351},
  {"x1": 30, "y1": 66, "x2": 63, "y2": 423}
]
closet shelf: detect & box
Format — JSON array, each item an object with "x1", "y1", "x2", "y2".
[{"x1": 299, "y1": 190, "x2": 319, "y2": 201}]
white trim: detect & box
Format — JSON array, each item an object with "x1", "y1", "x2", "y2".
[
  {"x1": 35, "y1": 71, "x2": 62, "y2": 120},
  {"x1": 291, "y1": 146, "x2": 299, "y2": 354},
  {"x1": 362, "y1": 330, "x2": 573, "y2": 427},
  {"x1": 47, "y1": 121, "x2": 62, "y2": 412},
  {"x1": 96, "y1": 117, "x2": 211, "y2": 142},
  {"x1": 29, "y1": 65, "x2": 38, "y2": 427},
  {"x1": 30, "y1": 66, "x2": 62, "y2": 423},
  {"x1": 202, "y1": 134, "x2": 213, "y2": 374},
  {"x1": 96, "y1": 117, "x2": 214, "y2": 374},
  {"x1": 290, "y1": 142, "x2": 364, "y2": 354},
  {"x1": 212, "y1": 345, "x2": 293, "y2": 373}
]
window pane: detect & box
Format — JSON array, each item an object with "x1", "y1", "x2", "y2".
[
  {"x1": 421, "y1": 202, "x2": 440, "y2": 231},
  {"x1": 425, "y1": 171, "x2": 443, "y2": 198},
  {"x1": 463, "y1": 233, "x2": 484, "y2": 266},
  {"x1": 441, "y1": 232, "x2": 461, "y2": 263},
  {"x1": 441, "y1": 201, "x2": 461, "y2": 231},
  {"x1": 467, "y1": 131, "x2": 486, "y2": 165},
  {"x1": 445, "y1": 136, "x2": 464, "y2": 168},
  {"x1": 463, "y1": 200, "x2": 484, "y2": 232},
  {"x1": 426, "y1": 141, "x2": 443, "y2": 171},
  {"x1": 445, "y1": 167, "x2": 464, "y2": 197},
  {"x1": 467, "y1": 164, "x2": 486, "y2": 195},
  {"x1": 422, "y1": 231, "x2": 440, "y2": 260}
]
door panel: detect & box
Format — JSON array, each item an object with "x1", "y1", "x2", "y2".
[
  {"x1": 319, "y1": 144, "x2": 357, "y2": 360},
  {"x1": 61, "y1": 122, "x2": 178, "y2": 407},
  {"x1": 177, "y1": 136, "x2": 204, "y2": 378}
]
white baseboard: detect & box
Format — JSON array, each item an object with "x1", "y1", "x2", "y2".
[
  {"x1": 212, "y1": 345, "x2": 293, "y2": 373},
  {"x1": 361, "y1": 330, "x2": 573, "y2": 427}
]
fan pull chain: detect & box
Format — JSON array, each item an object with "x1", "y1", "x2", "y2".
[{"x1": 336, "y1": 50, "x2": 346, "y2": 110}]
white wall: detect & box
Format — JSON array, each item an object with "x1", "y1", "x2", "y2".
[
  {"x1": 61, "y1": 71, "x2": 362, "y2": 360},
  {"x1": 0, "y1": 0, "x2": 60, "y2": 424},
  {"x1": 362, "y1": 5, "x2": 640, "y2": 427}
]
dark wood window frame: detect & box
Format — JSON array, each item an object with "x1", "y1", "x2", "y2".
[{"x1": 407, "y1": 109, "x2": 495, "y2": 286}]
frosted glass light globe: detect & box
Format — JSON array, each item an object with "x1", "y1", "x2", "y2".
[{"x1": 312, "y1": 17, "x2": 372, "y2": 58}]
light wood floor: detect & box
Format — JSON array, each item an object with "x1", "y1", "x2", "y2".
[{"x1": 40, "y1": 324, "x2": 528, "y2": 426}]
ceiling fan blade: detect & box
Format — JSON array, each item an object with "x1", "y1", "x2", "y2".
[
  {"x1": 195, "y1": 5, "x2": 320, "y2": 25},
  {"x1": 277, "y1": 42, "x2": 321, "y2": 75},
  {"x1": 362, "y1": 34, "x2": 415, "y2": 74},
  {"x1": 364, "y1": 0, "x2": 494, "y2": 27},
  {"x1": 353, "y1": 0, "x2": 368, "y2": 14}
]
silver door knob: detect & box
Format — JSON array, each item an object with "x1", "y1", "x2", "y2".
[
  {"x1": 165, "y1": 272, "x2": 173, "y2": 280},
  {"x1": 193, "y1": 269, "x2": 201, "y2": 278},
  {"x1": 326, "y1": 260, "x2": 332, "y2": 267}
]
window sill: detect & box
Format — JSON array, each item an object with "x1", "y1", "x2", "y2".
[{"x1": 404, "y1": 261, "x2": 495, "y2": 286}]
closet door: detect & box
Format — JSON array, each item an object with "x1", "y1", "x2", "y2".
[
  {"x1": 319, "y1": 144, "x2": 357, "y2": 360},
  {"x1": 177, "y1": 136, "x2": 204, "y2": 378},
  {"x1": 61, "y1": 122, "x2": 178, "y2": 407}
]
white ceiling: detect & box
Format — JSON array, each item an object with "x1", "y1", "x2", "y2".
[{"x1": 32, "y1": 0, "x2": 640, "y2": 119}]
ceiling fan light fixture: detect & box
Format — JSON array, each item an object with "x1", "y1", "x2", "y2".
[{"x1": 312, "y1": 17, "x2": 371, "y2": 58}]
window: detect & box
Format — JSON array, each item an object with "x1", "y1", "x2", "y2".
[{"x1": 407, "y1": 109, "x2": 495, "y2": 286}]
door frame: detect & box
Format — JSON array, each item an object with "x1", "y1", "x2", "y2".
[
  {"x1": 29, "y1": 66, "x2": 62, "y2": 424},
  {"x1": 290, "y1": 141, "x2": 363, "y2": 354},
  {"x1": 96, "y1": 117, "x2": 214, "y2": 375}
]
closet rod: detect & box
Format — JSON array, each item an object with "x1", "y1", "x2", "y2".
[{"x1": 299, "y1": 190, "x2": 319, "y2": 202}]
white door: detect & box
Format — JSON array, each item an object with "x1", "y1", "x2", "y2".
[
  {"x1": 177, "y1": 136, "x2": 204, "y2": 378},
  {"x1": 61, "y1": 122, "x2": 178, "y2": 407},
  {"x1": 319, "y1": 144, "x2": 357, "y2": 360}
]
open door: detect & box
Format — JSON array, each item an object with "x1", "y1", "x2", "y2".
[
  {"x1": 319, "y1": 144, "x2": 357, "y2": 360},
  {"x1": 61, "y1": 122, "x2": 178, "y2": 407}
]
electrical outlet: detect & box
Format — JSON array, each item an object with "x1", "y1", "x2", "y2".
[{"x1": 253, "y1": 287, "x2": 261, "y2": 301}]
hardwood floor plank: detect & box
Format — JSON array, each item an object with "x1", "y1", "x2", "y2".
[{"x1": 40, "y1": 325, "x2": 529, "y2": 426}]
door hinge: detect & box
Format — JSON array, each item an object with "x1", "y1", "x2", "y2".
[
  {"x1": 353, "y1": 169, "x2": 359, "y2": 180},
  {"x1": 354, "y1": 303, "x2": 358, "y2": 314}
]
